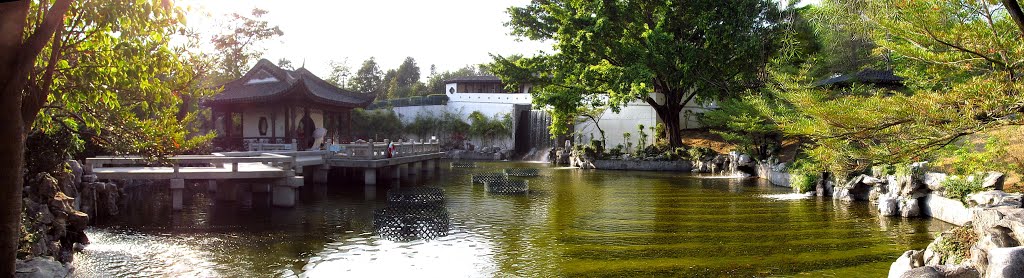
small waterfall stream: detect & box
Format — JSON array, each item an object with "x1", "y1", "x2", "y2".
[{"x1": 515, "y1": 110, "x2": 554, "y2": 161}]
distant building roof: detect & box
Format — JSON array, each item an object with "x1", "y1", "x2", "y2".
[
  {"x1": 204, "y1": 59, "x2": 374, "y2": 108},
  {"x1": 813, "y1": 69, "x2": 904, "y2": 88},
  {"x1": 444, "y1": 75, "x2": 502, "y2": 84}
]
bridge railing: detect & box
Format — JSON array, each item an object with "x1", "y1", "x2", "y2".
[
  {"x1": 334, "y1": 139, "x2": 440, "y2": 160},
  {"x1": 85, "y1": 154, "x2": 296, "y2": 173}
]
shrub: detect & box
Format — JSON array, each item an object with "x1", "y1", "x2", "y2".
[
  {"x1": 687, "y1": 146, "x2": 715, "y2": 162},
  {"x1": 935, "y1": 224, "x2": 978, "y2": 264},
  {"x1": 25, "y1": 128, "x2": 83, "y2": 176},
  {"x1": 589, "y1": 140, "x2": 605, "y2": 159},
  {"x1": 608, "y1": 144, "x2": 624, "y2": 157},
  {"x1": 790, "y1": 171, "x2": 818, "y2": 193},
  {"x1": 942, "y1": 175, "x2": 985, "y2": 205}
]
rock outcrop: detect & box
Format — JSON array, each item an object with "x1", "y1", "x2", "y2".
[{"x1": 890, "y1": 189, "x2": 1024, "y2": 278}]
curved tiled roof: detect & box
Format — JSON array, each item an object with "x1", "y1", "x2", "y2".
[
  {"x1": 813, "y1": 69, "x2": 904, "y2": 88},
  {"x1": 205, "y1": 59, "x2": 375, "y2": 108}
]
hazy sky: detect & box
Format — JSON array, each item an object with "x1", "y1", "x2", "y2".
[
  {"x1": 179, "y1": 0, "x2": 822, "y2": 79},
  {"x1": 179, "y1": 0, "x2": 551, "y2": 78}
]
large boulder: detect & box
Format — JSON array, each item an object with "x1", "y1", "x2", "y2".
[
  {"x1": 900, "y1": 198, "x2": 922, "y2": 218},
  {"x1": 899, "y1": 265, "x2": 980, "y2": 278},
  {"x1": 67, "y1": 160, "x2": 83, "y2": 185},
  {"x1": 971, "y1": 245, "x2": 989, "y2": 278},
  {"x1": 968, "y1": 191, "x2": 1022, "y2": 209},
  {"x1": 835, "y1": 174, "x2": 882, "y2": 201},
  {"x1": 982, "y1": 171, "x2": 1006, "y2": 191},
  {"x1": 987, "y1": 247, "x2": 1024, "y2": 278},
  {"x1": 880, "y1": 195, "x2": 901, "y2": 216},
  {"x1": 15, "y1": 257, "x2": 70, "y2": 278},
  {"x1": 924, "y1": 172, "x2": 949, "y2": 193},
  {"x1": 889, "y1": 250, "x2": 919, "y2": 278}
]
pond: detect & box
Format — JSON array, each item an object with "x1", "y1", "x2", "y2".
[{"x1": 72, "y1": 161, "x2": 952, "y2": 277}]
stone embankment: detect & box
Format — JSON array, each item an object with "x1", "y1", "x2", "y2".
[
  {"x1": 827, "y1": 163, "x2": 1023, "y2": 278},
  {"x1": 17, "y1": 159, "x2": 126, "y2": 276}
]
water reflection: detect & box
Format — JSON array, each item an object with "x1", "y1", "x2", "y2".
[{"x1": 73, "y1": 162, "x2": 948, "y2": 277}]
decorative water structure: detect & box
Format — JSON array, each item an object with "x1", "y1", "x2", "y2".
[
  {"x1": 471, "y1": 173, "x2": 508, "y2": 184},
  {"x1": 504, "y1": 168, "x2": 540, "y2": 177},
  {"x1": 484, "y1": 179, "x2": 529, "y2": 194},
  {"x1": 450, "y1": 161, "x2": 477, "y2": 168},
  {"x1": 373, "y1": 187, "x2": 450, "y2": 241},
  {"x1": 386, "y1": 187, "x2": 446, "y2": 207}
]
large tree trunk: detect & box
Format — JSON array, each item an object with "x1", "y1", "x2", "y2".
[
  {"x1": 0, "y1": 3, "x2": 30, "y2": 276},
  {"x1": 0, "y1": 2, "x2": 31, "y2": 275},
  {"x1": 647, "y1": 89, "x2": 688, "y2": 149},
  {"x1": 653, "y1": 104, "x2": 684, "y2": 148}
]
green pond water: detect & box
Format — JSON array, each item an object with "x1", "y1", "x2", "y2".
[{"x1": 72, "y1": 161, "x2": 952, "y2": 277}]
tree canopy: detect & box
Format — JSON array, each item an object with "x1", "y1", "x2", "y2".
[
  {"x1": 491, "y1": 0, "x2": 783, "y2": 147},
  {"x1": 744, "y1": 0, "x2": 1024, "y2": 175}
]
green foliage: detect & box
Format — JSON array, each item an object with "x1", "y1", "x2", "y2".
[
  {"x1": 468, "y1": 111, "x2": 513, "y2": 147},
  {"x1": 405, "y1": 110, "x2": 470, "y2": 149},
  {"x1": 588, "y1": 140, "x2": 605, "y2": 159},
  {"x1": 937, "y1": 137, "x2": 1017, "y2": 176},
  {"x1": 351, "y1": 57, "x2": 385, "y2": 99},
  {"x1": 750, "y1": 0, "x2": 1024, "y2": 177},
  {"x1": 935, "y1": 225, "x2": 978, "y2": 265},
  {"x1": 27, "y1": 0, "x2": 215, "y2": 158},
  {"x1": 942, "y1": 175, "x2": 985, "y2": 205},
  {"x1": 790, "y1": 171, "x2": 818, "y2": 194},
  {"x1": 491, "y1": 0, "x2": 784, "y2": 146},
  {"x1": 211, "y1": 8, "x2": 284, "y2": 80},
  {"x1": 623, "y1": 132, "x2": 633, "y2": 154},
  {"x1": 805, "y1": 0, "x2": 879, "y2": 78},
  {"x1": 384, "y1": 57, "x2": 428, "y2": 99},
  {"x1": 702, "y1": 95, "x2": 782, "y2": 161},
  {"x1": 24, "y1": 128, "x2": 82, "y2": 177},
  {"x1": 608, "y1": 144, "x2": 624, "y2": 157},
  {"x1": 687, "y1": 146, "x2": 716, "y2": 162},
  {"x1": 636, "y1": 124, "x2": 648, "y2": 154},
  {"x1": 351, "y1": 109, "x2": 403, "y2": 141}
]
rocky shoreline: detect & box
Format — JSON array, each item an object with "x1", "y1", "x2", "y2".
[
  {"x1": 17, "y1": 160, "x2": 127, "y2": 277},
  {"x1": 829, "y1": 163, "x2": 1024, "y2": 278}
]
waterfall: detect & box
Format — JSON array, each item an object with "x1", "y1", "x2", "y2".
[
  {"x1": 529, "y1": 110, "x2": 553, "y2": 150},
  {"x1": 515, "y1": 110, "x2": 553, "y2": 161}
]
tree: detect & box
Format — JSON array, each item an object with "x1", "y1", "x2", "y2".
[
  {"x1": 350, "y1": 57, "x2": 384, "y2": 98},
  {"x1": 211, "y1": 8, "x2": 283, "y2": 81},
  {"x1": 395, "y1": 57, "x2": 421, "y2": 89},
  {"x1": 1, "y1": 0, "x2": 214, "y2": 273},
  {"x1": 385, "y1": 57, "x2": 426, "y2": 98},
  {"x1": 751, "y1": 0, "x2": 1024, "y2": 175},
  {"x1": 325, "y1": 58, "x2": 352, "y2": 88},
  {"x1": 277, "y1": 58, "x2": 294, "y2": 70},
  {"x1": 491, "y1": 0, "x2": 783, "y2": 147},
  {"x1": 806, "y1": 0, "x2": 879, "y2": 77}
]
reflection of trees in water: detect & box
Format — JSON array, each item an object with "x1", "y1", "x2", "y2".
[{"x1": 374, "y1": 187, "x2": 450, "y2": 241}]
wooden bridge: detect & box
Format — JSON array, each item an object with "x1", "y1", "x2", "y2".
[{"x1": 85, "y1": 139, "x2": 444, "y2": 210}]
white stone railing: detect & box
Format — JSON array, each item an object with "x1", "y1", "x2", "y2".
[
  {"x1": 85, "y1": 153, "x2": 296, "y2": 173},
  {"x1": 333, "y1": 139, "x2": 441, "y2": 160}
]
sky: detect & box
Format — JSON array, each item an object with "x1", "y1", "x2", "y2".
[
  {"x1": 178, "y1": 0, "x2": 822, "y2": 79},
  {"x1": 178, "y1": 0, "x2": 551, "y2": 78}
]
